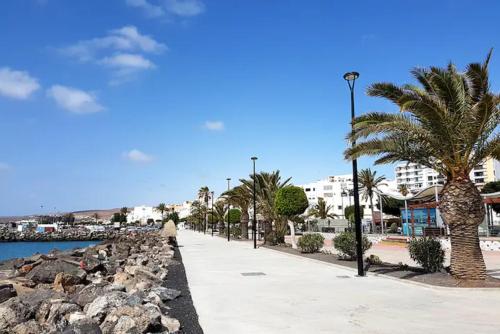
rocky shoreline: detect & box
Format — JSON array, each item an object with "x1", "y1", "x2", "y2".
[
  {"x1": 0, "y1": 229, "x2": 193, "y2": 333},
  {"x1": 0, "y1": 229, "x2": 128, "y2": 242}
]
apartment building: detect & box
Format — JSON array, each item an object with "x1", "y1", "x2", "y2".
[{"x1": 395, "y1": 158, "x2": 500, "y2": 191}]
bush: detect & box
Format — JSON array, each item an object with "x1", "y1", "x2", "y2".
[
  {"x1": 408, "y1": 237, "x2": 445, "y2": 273},
  {"x1": 297, "y1": 233, "x2": 325, "y2": 253},
  {"x1": 366, "y1": 254, "x2": 382, "y2": 265},
  {"x1": 275, "y1": 186, "x2": 309, "y2": 217},
  {"x1": 333, "y1": 231, "x2": 372, "y2": 260},
  {"x1": 388, "y1": 223, "x2": 398, "y2": 233},
  {"x1": 226, "y1": 208, "x2": 241, "y2": 224}
]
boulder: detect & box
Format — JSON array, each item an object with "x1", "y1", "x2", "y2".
[
  {"x1": 149, "y1": 287, "x2": 181, "y2": 302},
  {"x1": 62, "y1": 318, "x2": 102, "y2": 334},
  {"x1": 161, "y1": 315, "x2": 181, "y2": 333},
  {"x1": 84, "y1": 291, "x2": 130, "y2": 322},
  {"x1": 11, "y1": 319, "x2": 44, "y2": 334},
  {"x1": 0, "y1": 284, "x2": 17, "y2": 303},
  {"x1": 26, "y1": 259, "x2": 84, "y2": 284},
  {"x1": 0, "y1": 298, "x2": 35, "y2": 332},
  {"x1": 54, "y1": 272, "x2": 87, "y2": 293},
  {"x1": 162, "y1": 220, "x2": 177, "y2": 238},
  {"x1": 100, "y1": 305, "x2": 163, "y2": 334},
  {"x1": 73, "y1": 283, "x2": 109, "y2": 307}
]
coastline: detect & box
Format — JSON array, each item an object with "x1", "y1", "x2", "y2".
[{"x1": 0, "y1": 229, "x2": 199, "y2": 333}]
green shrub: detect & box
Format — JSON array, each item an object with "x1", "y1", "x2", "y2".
[
  {"x1": 231, "y1": 225, "x2": 241, "y2": 238},
  {"x1": 366, "y1": 254, "x2": 383, "y2": 265},
  {"x1": 266, "y1": 231, "x2": 279, "y2": 246},
  {"x1": 226, "y1": 208, "x2": 241, "y2": 224},
  {"x1": 408, "y1": 237, "x2": 445, "y2": 273},
  {"x1": 297, "y1": 233, "x2": 325, "y2": 253},
  {"x1": 333, "y1": 231, "x2": 372, "y2": 260},
  {"x1": 389, "y1": 223, "x2": 398, "y2": 233}
]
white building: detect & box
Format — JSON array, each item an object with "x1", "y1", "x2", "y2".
[
  {"x1": 299, "y1": 174, "x2": 397, "y2": 221},
  {"x1": 395, "y1": 158, "x2": 500, "y2": 191},
  {"x1": 127, "y1": 205, "x2": 162, "y2": 225}
]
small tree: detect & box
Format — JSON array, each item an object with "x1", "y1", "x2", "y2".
[
  {"x1": 344, "y1": 205, "x2": 364, "y2": 227},
  {"x1": 226, "y1": 208, "x2": 242, "y2": 224},
  {"x1": 275, "y1": 186, "x2": 309, "y2": 248}
]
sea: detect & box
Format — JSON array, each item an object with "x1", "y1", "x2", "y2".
[{"x1": 0, "y1": 240, "x2": 98, "y2": 262}]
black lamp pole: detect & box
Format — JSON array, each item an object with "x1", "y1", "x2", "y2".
[
  {"x1": 211, "y1": 191, "x2": 214, "y2": 237},
  {"x1": 226, "y1": 178, "x2": 231, "y2": 242},
  {"x1": 343, "y1": 71, "x2": 364, "y2": 277},
  {"x1": 251, "y1": 157, "x2": 258, "y2": 249}
]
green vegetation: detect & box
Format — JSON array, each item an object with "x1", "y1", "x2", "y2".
[
  {"x1": 226, "y1": 208, "x2": 242, "y2": 224},
  {"x1": 344, "y1": 205, "x2": 364, "y2": 226},
  {"x1": 358, "y1": 168, "x2": 386, "y2": 232},
  {"x1": 345, "y1": 52, "x2": 499, "y2": 280},
  {"x1": 307, "y1": 197, "x2": 336, "y2": 220},
  {"x1": 223, "y1": 185, "x2": 252, "y2": 239},
  {"x1": 333, "y1": 231, "x2": 372, "y2": 260},
  {"x1": 297, "y1": 233, "x2": 325, "y2": 253},
  {"x1": 408, "y1": 238, "x2": 445, "y2": 273},
  {"x1": 275, "y1": 186, "x2": 309, "y2": 245}
]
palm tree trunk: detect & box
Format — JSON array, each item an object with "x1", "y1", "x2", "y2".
[
  {"x1": 439, "y1": 176, "x2": 487, "y2": 280},
  {"x1": 369, "y1": 196, "x2": 375, "y2": 234},
  {"x1": 240, "y1": 211, "x2": 249, "y2": 239}
]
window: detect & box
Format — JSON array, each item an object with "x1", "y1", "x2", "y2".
[
  {"x1": 323, "y1": 185, "x2": 333, "y2": 190},
  {"x1": 428, "y1": 176, "x2": 433, "y2": 181},
  {"x1": 361, "y1": 205, "x2": 366, "y2": 209},
  {"x1": 305, "y1": 188, "x2": 311, "y2": 192},
  {"x1": 324, "y1": 193, "x2": 333, "y2": 197},
  {"x1": 474, "y1": 172, "x2": 484, "y2": 177},
  {"x1": 475, "y1": 178, "x2": 485, "y2": 184},
  {"x1": 337, "y1": 206, "x2": 342, "y2": 210}
]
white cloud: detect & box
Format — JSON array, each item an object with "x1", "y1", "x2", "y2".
[
  {"x1": 204, "y1": 121, "x2": 224, "y2": 131},
  {"x1": 123, "y1": 149, "x2": 154, "y2": 163},
  {"x1": 100, "y1": 53, "x2": 155, "y2": 69},
  {"x1": 60, "y1": 25, "x2": 166, "y2": 62},
  {"x1": 165, "y1": 0, "x2": 205, "y2": 17},
  {"x1": 0, "y1": 67, "x2": 40, "y2": 100},
  {"x1": 126, "y1": 0, "x2": 165, "y2": 17},
  {"x1": 59, "y1": 26, "x2": 165, "y2": 84},
  {"x1": 46, "y1": 85, "x2": 104, "y2": 114}
]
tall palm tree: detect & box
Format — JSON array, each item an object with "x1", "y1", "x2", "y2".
[
  {"x1": 358, "y1": 169, "x2": 386, "y2": 233},
  {"x1": 223, "y1": 185, "x2": 252, "y2": 239},
  {"x1": 190, "y1": 200, "x2": 206, "y2": 232},
  {"x1": 198, "y1": 186, "x2": 210, "y2": 232},
  {"x1": 241, "y1": 170, "x2": 291, "y2": 243},
  {"x1": 210, "y1": 200, "x2": 227, "y2": 234},
  {"x1": 307, "y1": 197, "x2": 337, "y2": 219},
  {"x1": 155, "y1": 203, "x2": 167, "y2": 221},
  {"x1": 345, "y1": 51, "x2": 500, "y2": 280},
  {"x1": 398, "y1": 184, "x2": 409, "y2": 197}
]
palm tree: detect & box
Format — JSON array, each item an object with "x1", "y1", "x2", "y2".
[
  {"x1": 155, "y1": 203, "x2": 167, "y2": 221},
  {"x1": 345, "y1": 51, "x2": 500, "y2": 280},
  {"x1": 240, "y1": 170, "x2": 291, "y2": 243},
  {"x1": 223, "y1": 185, "x2": 252, "y2": 239},
  {"x1": 210, "y1": 200, "x2": 227, "y2": 234},
  {"x1": 198, "y1": 186, "x2": 210, "y2": 232},
  {"x1": 307, "y1": 197, "x2": 337, "y2": 220},
  {"x1": 358, "y1": 169, "x2": 386, "y2": 233},
  {"x1": 398, "y1": 184, "x2": 409, "y2": 197},
  {"x1": 190, "y1": 200, "x2": 206, "y2": 232}
]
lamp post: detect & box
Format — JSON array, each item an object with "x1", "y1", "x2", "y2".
[
  {"x1": 211, "y1": 191, "x2": 214, "y2": 237},
  {"x1": 226, "y1": 178, "x2": 231, "y2": 242},
  {"x1": 251, "y1": 157, "x2": 258, "y2": 249},
  {"x1": 343, "y1": 71, "x2": 364, "y2": 277}
]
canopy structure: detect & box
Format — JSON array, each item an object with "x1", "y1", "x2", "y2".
[
  {"x1": 482, "y1": 191, "x2": 500, "y2": 204},
  {"x1": 376, "y1": 184, "x2": 443, "y2": 202}
]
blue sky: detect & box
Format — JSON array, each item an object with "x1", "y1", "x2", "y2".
[{"x1": 1, "y1": 0, "x2": 499, "y2": 215}]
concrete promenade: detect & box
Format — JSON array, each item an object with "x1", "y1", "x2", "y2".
[{"x1": 178, "y1": 230, "x2": 500, "y2": 334}]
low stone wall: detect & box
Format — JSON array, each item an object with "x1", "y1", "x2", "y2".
[
  {"x1": 0, "y1": 229, "x2": 128, "y2": 242},
  {"x1": 0, "y1": 231, "x2": 182, "y2": 333},
  {"x1": 439, "y1": 238, "x2": 500, "y2": 252}
]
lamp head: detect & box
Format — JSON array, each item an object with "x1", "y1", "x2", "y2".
[
  {"x1": 343, "y1": 71, "x2": 359, "y2": 82},
  {"x1": 251, "y1": 156, "x2": 258, "y2": 161}
]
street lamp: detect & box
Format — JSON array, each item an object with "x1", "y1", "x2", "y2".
[
  {"x1": 251, "y1": 156, "x2": 258, "y2": 249},
  {"x1": 211, "y1": 191, "x2": 214, "y2": 237},
  {"x1": 343, "y1": 71, "x2": 365, "y2": 277},
  {"x1": 226, "y1": 178, "x2": 231, "y2": 242}
]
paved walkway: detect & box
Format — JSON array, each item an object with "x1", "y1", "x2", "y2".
[{"x1": 178, "y1": 230, "x2": 500, "y2": 334}]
